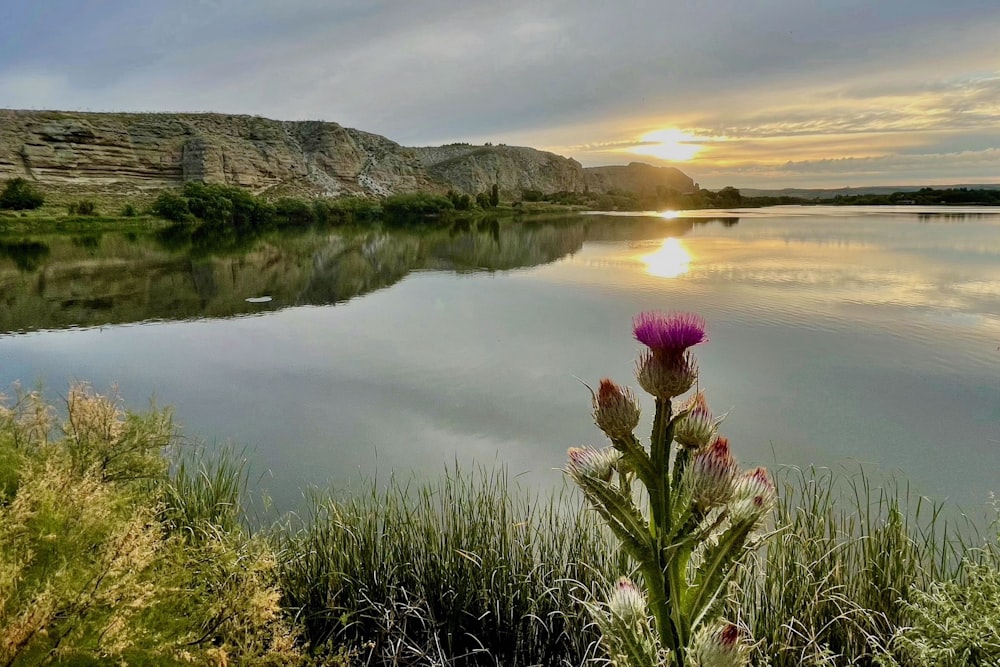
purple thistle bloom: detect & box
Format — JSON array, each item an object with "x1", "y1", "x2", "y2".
[{"x1": 632, "y1": 311, "x2": 708, "y2": 355}]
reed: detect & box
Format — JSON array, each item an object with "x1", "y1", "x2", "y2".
[
  {"x1": 274, "y1": 467, "x2": 620, "y2": 666},
  {"x1": 728, "y1": 465, "x2": 991, "y2": 666}
]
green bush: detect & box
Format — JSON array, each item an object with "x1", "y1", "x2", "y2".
[
  {"x1": 150, "y1": 189, "x2": 192, "y2": 222},
  {"x1": 888, "y1": 541, "x2": 1000, "y2": 666},
  {"x1": 0, "y1": 385, "x2": 299, "y2": 665},
  {"x1": 0, "y1": 177, "x2": 44, "y2": 210},
  {"x1": 68, "y1": 200, "x2": 97, "y2": 216},
  {"x1": 325, "y1": 196, "x2": 380, "y2": 225},
  {"x1": 121, "y1": 203, "x2": 138, "y2": 217},
  {"x1": 381, "y1": 192, "x2": 454, "y2": 223},
  {"x1": 446, "y1": 190, "x2": 474, "y2": 210},
  {"x1": 274, "y1": 197, "x2": 315, "y2": 226}
]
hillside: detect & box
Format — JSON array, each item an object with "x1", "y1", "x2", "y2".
[
  {"x1": 584, "y1": 162, "x2": 696, "y2": 196},
  {"x1": 0, "y1": 110, "x2": 696, "y2": 201}
]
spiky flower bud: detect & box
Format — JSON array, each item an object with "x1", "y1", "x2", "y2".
[
  {"x1": 635, "y1": 350, "x2": 698, "y2": 399},
  {"x1": 690, "y1": 622, "x2": 750, "y2": 667},
  {"x1": 688, "y1": 437, "x2": 739, "y2": 513},
  {"x1": 566, "y1": 446, "x2": 619, "y2": 484},
  {"x1": 632, "y1": 311, "x2": 708, "y2": 356},
  {"x1": 593, "y1": 378, "x2": 641, "y2": 440},
  {"x1": 674, "y1": 391, "x2": 724, "y2": 450},
  {"x1": 729, "y1": 467, "x2": 776, "y2": 524},
  {"x1": 607, "y1": 577, "x2": 647, "y2": 623}
]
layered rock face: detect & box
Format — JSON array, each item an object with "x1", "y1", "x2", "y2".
[
  {"x1": 411, "y1": 144, "x2": 587, "y2": 196},
  {"x1": 584, "y1": 162, "x2": 696, "y2": 195},
  {"x1": 0, "y1": 110, "x2": 440, "y2": 196},
  {"x1": 0, "y1": 110, "x2": 696, "y2": 199}
]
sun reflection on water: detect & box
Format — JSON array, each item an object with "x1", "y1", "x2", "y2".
[{"x1": 641, "y1": 237, "x2": 691, "y2": 278}]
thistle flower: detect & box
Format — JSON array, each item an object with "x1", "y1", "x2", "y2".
[
  {"x1": 674, "y1": 391, "x2": 724, "y2": 450},
  {"x1": 607, "y1": 576, "x2": 647, "y2": 623},
  {"x1": 636, "y1": 349, "x2": 698, "y2": 399},
  {"x1": 729, "y1": 467, "x2": 777, "y2": 524},
  {"x1": 593, "y1": 378, "x2": 641, "y2": 440},
  {"x1": 632, "y1": 311, "x2": 708, "y2": 358},
  {"x1": 566, "y1": 446, "x2": 619, "y2": 483},
  {"x1": 689, "y1": 622, "x2": 750, "y2": 667},
  {"x1": 688, "y1": 437, "x2": 739, "y2": 513}
]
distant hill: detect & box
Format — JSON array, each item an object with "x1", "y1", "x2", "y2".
[
  {"x1": 584, "y1": 162, "x2": 696, "y2": 196},
  {"x1": 738, "y1": 184, "x2": 1000, "y2": 199}
]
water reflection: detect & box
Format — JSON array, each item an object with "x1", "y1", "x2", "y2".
[
  {"x1": 641, "y1": 237, "x2": 691, "y2": 278},
  {"x1": 0, "y1": 217, "x2": 592, "y2": 334},
  {"x1": 2, "y1": 206, "x2": 999, "y2": 513}
]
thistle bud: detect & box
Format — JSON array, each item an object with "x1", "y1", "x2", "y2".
[
  {"x1": 635, "y1": 350, "x2": 698, "y2": 400},
  {"x1": 690, "y1": 622, "x2": 750, "y2": 667},
  {"x1": 566, "y1": 446, "x2": 619, "y2": 484},
  {"x1": 674, "y1": 391, "x2": 723, "y2": 450},
  {"x1": 688, "y1": 437, "x2": 739, "y2": 513},
  {"x1": 632, "y1": 311, "x2": 708, "y2": 356},
  {"x1": 592, "y1": 378, "x2": 641, "y2": 440},
  {"x1": 729, "y1": 467, "x2": 776, "y2": 524},
  {"x1": 607, "y1": 577, "x2": 646, "y2": 623}
]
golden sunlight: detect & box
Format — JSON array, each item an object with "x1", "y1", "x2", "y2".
[
  {"x1": 641, "y1": 237, "x2": 691, "y2": 278},
  {"x1": 631, "y1": 128, "x2": 703, "y2": 162}
]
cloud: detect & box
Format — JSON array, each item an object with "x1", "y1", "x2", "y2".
[{"x1": 2, "y1": 0, "x2": 999, "y2": 186}]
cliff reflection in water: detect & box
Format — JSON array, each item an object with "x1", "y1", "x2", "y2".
[{"x1": 0, "y1": 214, "x2": 737, "y2": 334}]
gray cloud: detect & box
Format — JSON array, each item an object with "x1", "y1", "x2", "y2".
[{"x1": 2, "y1": 0, "x2": 999, "y2": 186}]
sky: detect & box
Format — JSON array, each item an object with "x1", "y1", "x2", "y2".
[{"x1": 2, "y1": 0, "x2": 999, "y2": 189}]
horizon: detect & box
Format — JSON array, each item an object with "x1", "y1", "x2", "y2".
[{"x1": 2, "y1": 1, "x2": 999, "y2": 189}]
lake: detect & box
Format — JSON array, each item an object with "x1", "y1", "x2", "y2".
[{"x1": 2, "y1": 206, "x2": 998, "y2": 513}]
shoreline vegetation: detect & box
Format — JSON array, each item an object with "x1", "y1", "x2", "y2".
[
  {"x1": 3, "y1": 177, "x2": 1000, "y2": 237},
  {"x1": 2, "y1": 383, "x2": 998, "y2": 666}
]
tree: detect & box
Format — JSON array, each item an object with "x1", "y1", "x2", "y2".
[
  {"x1": 0, "y1": 177, "x2": 45, "y2": 210},
  {"x1": 490, "y1": 183, "x2": 500, "y2": 207}
]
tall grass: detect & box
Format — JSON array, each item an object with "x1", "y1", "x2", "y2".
[
  {"x1": 270, "y1": 464, "x2": 996, "y2": 666},
  {"x1": 728, "y1": 466, "x2": 989, "y2": 666},
  {"x1": 159, "y1": 446, "x2": 249, "y2": 536},
  {"x1": 275, "y1": 467, "x2": 622, "y2": 666}
]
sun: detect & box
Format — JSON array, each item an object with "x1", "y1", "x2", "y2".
[{"x1": 630, "y1": 128, "x2": 703, "y2": 162}]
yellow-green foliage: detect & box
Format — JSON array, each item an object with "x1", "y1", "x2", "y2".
[
  {"x1": 0, "y1": 384, "x2": 299, "y2": 666},
  {"x1": 887, "y1": 537, "x2": 1000, "y2": 666}
]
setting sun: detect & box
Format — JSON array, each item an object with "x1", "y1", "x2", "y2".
[
  {"x1": 630, "y1": 128, "x2": 703, "y2": 162},
  {"x1": 641, "y1": 237, "x2": 691, "y2": 278}
]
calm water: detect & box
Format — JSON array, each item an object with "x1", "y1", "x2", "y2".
[{"x1": 2, "y1": 207, "x2": 998, "y2": 512}]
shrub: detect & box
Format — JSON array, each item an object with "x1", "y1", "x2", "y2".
[
  {"x1": 446, "y1": 190, "x2": 474, "y2": 210},
  {"x1": 0, "y1": 178, "x2": 44, "y2": 210},
  {"x1": 326, "y1": 197, "x2": 381, "y2": 225},
  {"x1": 121, "y1": 203, "x2": 138, "y2": 217},
  {"x1": 150, "y1": 189, "x2": 192, "y2": 222},
  {"x1": 68, "y1": 200, "x2": 97, "y2": 216},
  {"x1": 888, "y1": 535, "x2": 1000, "y2": 666},
  {"x1": 183, "y1": 181, "x2": 274, "y2": 229},
  {"x1": 274, "y1": 197, "x2": 315, "y2": 226},
  {"x1": 381, "y1": 192, "x2": 454, "y2": 223},
  {"x1": 0, "y1": 385, "x2": 299, "y2": 665}
]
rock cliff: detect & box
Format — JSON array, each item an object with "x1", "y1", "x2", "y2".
[
  {"x1": 584, "y1": 162, "x2": 696, "y2": 195},
  {"x1": 0, "y1": 110, "x2": 695, "y2": 199},
  {"x1": 410, "y1": 144, "x2": 587, "y2": 196},
  {"x1": 0, "y1": 110, "x2": 440, "y2": 197}
]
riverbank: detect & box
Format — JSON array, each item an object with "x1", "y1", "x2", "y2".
[{"x1": 1, "y1": 386, "x2": 997, "y2": 665}]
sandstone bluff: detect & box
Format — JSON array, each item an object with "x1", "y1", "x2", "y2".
[{"x1": 0, "y1": 110, "x2": 695, "y2": 198}]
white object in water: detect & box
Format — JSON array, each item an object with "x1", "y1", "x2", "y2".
[{"x1": 245, "y1": 296, "x2": 273, "y2": 303}]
